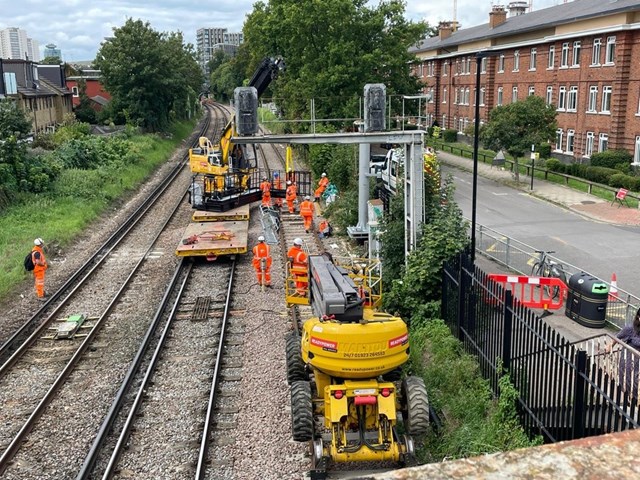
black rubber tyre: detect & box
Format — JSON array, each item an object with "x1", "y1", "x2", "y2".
[
  {"x1": 402, "y1": 376, "x2": 430, "y2": 435},
  {"x1": 291, "y1": 381, "x2": 314, "y2": 442},
  {"x1": 285, "y1": 332, "x2": 307, "y2": 384}
]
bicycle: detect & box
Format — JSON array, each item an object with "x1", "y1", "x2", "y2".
[{"x1": 531, "y1": 250, "x2": 567, "y2": 299}]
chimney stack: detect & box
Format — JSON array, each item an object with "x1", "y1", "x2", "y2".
[
  {"x1": 438, "y1": 21, "x2": 453, "y2": 40},
  {"x1": 489, "y1": 5, "x2": 507, "y2": 28}
]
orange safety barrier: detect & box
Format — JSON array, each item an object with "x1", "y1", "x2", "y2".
[{"x1": 487, "y1": 274, "x2": 568, "y2": 312}]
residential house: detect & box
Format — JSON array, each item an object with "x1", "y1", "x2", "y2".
[{"x1": 66, "y1": 70, "x2": 111, "y2": 112}]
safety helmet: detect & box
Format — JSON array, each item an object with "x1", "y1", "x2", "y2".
[
  {"x1": 293, "y1": 238, "x2": 303, "y2": 246},
  {"x1": 286, "y1": 180, "x2": 292, "y2": 185},
  {"x1": 305, "y1": 195, "x2": 311, "y2": 200},
  {"x1": 321, "y1": 172, "x2": 327, "y2": 177},
  {"x1": 34, "y1": 238, "x2": 43, "y2": 246},
  {"x1": 258, "y1": 235, "x2": 265, "y2": 242},
  {"x1": 262, "y1": 176, "x2": 267, "y2": 181}
]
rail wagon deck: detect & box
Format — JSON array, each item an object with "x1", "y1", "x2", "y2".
[
  {"x1": 191, "y1": 204, "x2": 250, "y2": 222},
  {"x1": 176, "y1": 219, "x2": 249, "y2": 259}
]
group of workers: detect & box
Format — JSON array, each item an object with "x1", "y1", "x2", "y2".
[{"x1": 251, "y1": 236, "x2": 308, "y2": 295}]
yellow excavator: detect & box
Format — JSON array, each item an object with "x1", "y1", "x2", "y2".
[
  {"x1": 285, "y1": 254, "x2": 429, "y2": 478},
  {"x1": 188, "y1": 57, "x2": 297, "y2": 211}
]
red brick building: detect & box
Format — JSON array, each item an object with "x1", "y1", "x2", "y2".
[
  {"x1": 66, "y1": 70, "x2": 111, "y2": 111},
  {"x1": 410, "y1": 0, "x2": 640, "y2": 163}
]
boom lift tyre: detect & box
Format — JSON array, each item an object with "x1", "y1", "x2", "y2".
[
  {"x1": 286, "y1": 331, "x2": 307, "y2": 384},
  {"x1": 291, "y1": 380, "x2": 314, "y2": 442},
  {"x1": 401, "y1": 376, "x2": 430, "y2": 435}
]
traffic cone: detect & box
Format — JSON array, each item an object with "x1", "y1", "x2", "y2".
[{"x1": 608, "y1": 273, "x2": 619, "y2": 302}]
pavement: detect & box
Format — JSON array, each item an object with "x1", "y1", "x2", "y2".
[
  {"x1": 439, "y1": 150, "x2": 640, "y2": 226},
  {"x1": 439, "y1": 150, "x2": 639, "y2": 342}
]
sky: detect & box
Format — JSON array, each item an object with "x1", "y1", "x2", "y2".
[{"x1": 1, "y1": 0, "x2": 566, "y2": 62}]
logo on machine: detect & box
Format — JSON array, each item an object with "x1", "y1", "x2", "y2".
[
  {"x1": 311, "y1": 336, "x2": 338, "y2": 353},
  {"x1": 388, "y1": 333, "x2": 408, "y2": 349}
]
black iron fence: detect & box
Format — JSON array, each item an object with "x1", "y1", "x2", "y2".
[{"x1": 442, "y1": 253, "x2": 640, "y2": 442}]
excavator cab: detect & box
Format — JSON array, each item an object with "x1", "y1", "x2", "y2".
[{"x1": 285, "y1": 254, "x2": 429, "y2": 478}]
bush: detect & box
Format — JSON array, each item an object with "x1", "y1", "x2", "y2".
[
  {"x1": 537, "y1": 143, "x2": 551, "y2": 159},
  {"x1": 590, "y1": 149, "x2": 632, "y2": 169},
  {"x1": 545, "y1": 158, "x2": 563, "y2": 172},
  {"x1": 584, "y1": 166, "x2": 619, "y2": 184},
  {"x1": 443, "y1": 129, "x2": 458, "y2": 143},
  {"x1": 566, "y1": 163, "x2": 587, "y2": 178},
  {"x1": 608, "y1": 173, "x2": 630, "y2": 189}
]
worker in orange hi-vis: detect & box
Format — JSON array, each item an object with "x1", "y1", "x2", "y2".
[
  {"x1": 285, "y1": 180, "x2": 297, "y2": 214},
  {"x1": 314, "y1": 172, "x2": 329, "y2": 201},
  {"x1": 32, "y1": 238, "x2": 49, "y2": 299},
  {"x1": 287, "y1": 237, "x2": 308, "y2": 296},
  {"x1": 252, "y1": 236, "x2": 272, "y2": 288},
  {"x1": 299, "y1": 195, "x2": 315, "y2": 233},
  {"x1": 259, "y1": 176, "x2": 271, "y2": 207},
  {"x1": 272, "y1": 171, "x2": 283, "y2": 208}
]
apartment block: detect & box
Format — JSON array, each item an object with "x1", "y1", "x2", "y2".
[
  {"x1": 0, "y1": 27, "x2": 40, "y2": 61},
  {"x1": 410, "y1": 1, "x2": 640, "y2": 162},
  {"x1": 196, "y1": 27, "x2": 244, "y2": 76}
]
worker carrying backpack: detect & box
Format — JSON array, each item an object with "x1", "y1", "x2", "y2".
[{"x1": 24, "y1": 251, "x2": 35, "y2": 271}]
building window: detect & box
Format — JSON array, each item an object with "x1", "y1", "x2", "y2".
[
  {"x1": 566, "y1": 130, "x2": 575, "y2": 153},
  {"x1": 567, "y1": 86, "x2": 578, "y2": 112},
  {"x1": 71, "y1": 86, "x2": 79, "y2": 97},
  {"x1": 546, "y1": 86, "x2": 553, "y2": 105},
  {"x1": 599, "y1": 133, "x2": 608, "y2": 152},
  {"x1": 635, "y1": 136, "x2": 640, "y2": 163},
  {"x1": 466, "y1": 57, "x2": 471, "y2": 74},
  {"x1": 512, "y1": 86, "x2": 518, "y2": 103},
  {"x1": 561, "y1": 42, "x2": 569, "y2": 67},
  {"x1": 605, "y1": 35, "x2": 616, "y2": 64},
  {"x1": 557, "y1": 86, "x2": 567, "y2": 111},
  {"x1": 442, "y1": 114, "x2": 447, "y2": 127},
  {"x1": 592, "y1": 38, "x2": 602, "y2": 65},
  {"x1": 480, "y1": 57, "x2": 487, "y2": 73},
  {"x1": 462, "y1": 88, "x2": 468, "y2": 105},
  {"x1": 459, "y1": 118, "x2": 464, "y2": 132},
  {"x1": 548, "y1": 45, "x2": 555, "y2": 69},
  {"x1": 556, "y1": 129, "x2": 564, "y2": 151},
  {"x1": 530, "y1": 48, "x2": 537, "y2": 70},
  {"x1": 429, "y1": 88, "x2": 435, "y2": 102},
  {"x1": 443, "y1": 61, "x2": 448, "y2": 76},
  {"x1": 601, "y1": 86, "x2": 612, "y2": 113},
  {"x1": 479, "y1": 87, "x2": 485, "y2": 106},
  {"x1": 528, "y1": 86, "x2": 535, "y2": 96},
  {"x1": 585, "y1": 132, "x2": 594, "y2": 157},
  {"x1": 443, "y1": 87, "x2": 447, "y2": 103},
  {"x1": 3, "y1": 72, "x2": 18, "y2": 94},
  {"x1": 572, "y1": 41, "x2": 581, "y2": 66},
  {"x1": 454, "y1": 88, "x2": 459, "y2": 104},
  {"x1": 497, "y1": 87, "x2": 503, "y2": 106},
  {"x1": 513, "y1": 50, "x2": 520, "y2": 71},
  {"x1": 498, "y1": 54, "x2": 505, "y2": 73},
  {"x1": 587, "y1": 86, "x2": 598, "y2": 112}
]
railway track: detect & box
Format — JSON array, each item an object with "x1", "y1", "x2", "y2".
[{"x1": 0, "y1": 106, "x2": 229, "y2": 478}]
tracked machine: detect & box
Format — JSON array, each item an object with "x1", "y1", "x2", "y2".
[{"x1": 285, "y1": 254, "x2": 429, "y2": 478}]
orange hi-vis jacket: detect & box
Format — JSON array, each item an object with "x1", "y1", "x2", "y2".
[
  {"x1": 287, "y1": 245, "x2": 307, "y2": 271},
  {"x1": 286, "y1": 183, "x2": 297, "y2": 201},
  {"x1": 32, "y1": 245, "x2": 48, "y2": 273},
  {"x1": 299, "y1": 200, "x2": 314, "y2": 217},
  {"x1": 260, "y1": 180, "x2": 271, "y2": 193},
  {"x1": 252, "y1": 242, "x2": 272, "y2": 269},
  {"x1": 315, "y1": 176, "x2": 329, "y2": 197}
]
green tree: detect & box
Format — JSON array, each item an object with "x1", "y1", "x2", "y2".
[
  {"x1": 95, "y1": 19, "x2": 202, "y2": 131},
  {"x1": 480, "y1": 95, "x2": 557, "y2": 182},
  {"x1": 41, "y1": 56, "x2": 62, "y2": 65},
  {"x1": 242, "y1": 0, "x2": 427, "y2": 127},
  {"x1": 207, "y1": 49, "x2": 229, "y2": 76}
]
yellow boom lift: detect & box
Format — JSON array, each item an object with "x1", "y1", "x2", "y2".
[{"x1": 285, "y1": 254, "x2": 429, "y2": 478}]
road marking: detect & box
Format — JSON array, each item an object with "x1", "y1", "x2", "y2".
[{"x1": 492, "y1": 192, "x2": 508, "y2": 196}]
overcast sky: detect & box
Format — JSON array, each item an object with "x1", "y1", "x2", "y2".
[{"x1": 2, "y1": 0, "x2": 566, "y2": 62}]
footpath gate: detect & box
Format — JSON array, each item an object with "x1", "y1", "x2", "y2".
[{"x1": 442, "y1": 253, "x2": 639, "y2": 443}]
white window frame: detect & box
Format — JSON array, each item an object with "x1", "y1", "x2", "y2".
[
  {"x1": 513, "y1": 50, "x2": 520, "y2": 72},
  {"x1": 458, "y1": 118, "x2": 464, "y2": 133},
  {"x1": 546, "y1": 86, "x2": 553, "y2": 105},
  {"x1": 566, "y1": 130, "x2": 575, "y2": 154},
  {"x1": 498, "y1": 54, "x2": 505, "y2": 73},
  {"x1": 443, "y1": 61, "x2": 448, "y2": 76},
  {"x1": 548, "y1": 45, "x2": 555, "y2": 69},
  {"x1": 572, "y1": 41, "x2": 581, "y2": 67},
  {"x1": 481, "y1": 56, "x2": 487, "y2": 74},
  {"x1": 465, "y1": 87, "x2": 470, "y2": 105},
  {"x1": 567, "y1": 86, "x2": 578, "y2": 112},
  {"x1": 557, "y1": 86, "x2": 567, "y2": 111},
  {"x1": 442, "y1": 114, "x2": 447, "y2": 128},
  {"x1": 454, "y1": 88, "x2": 459, "y2": 105},
  {"x1": 528, "y1": 86, "x2": 535, "y2": 96},
  {"x1": 561, "y1": 42, "x2": 569, "y2": 67},
  {"x1": 497, "y1": 87, "x2": 503, "y2": 106},
  {"x1": 587, "y1": 86, "x2": 598, "y2": 112},
  {"x1": 443, "y1": 86, "x2": 447, "y2": 104},
  {"x1": 605, "y1": 35, "x2": 616, "y2": 64},
  {"x1": 601, "y1": 86, "x2": 612, "y2": 113},
  {"x1": 530, "y1": 48, "x2": 537, "y2": 71},
  {"x1": 592, "y1": 38, "x2": 602, "y2": 66},
  {"x1": 635, "y1": 136, "x2": 640, "y2": 163},
  {"x1": 599, "y1": 133, "x2": 608, "y2": 152},
  {"x1": 479, "y1": 87, "x2": 485, "y2": 106},
  {"x1": 556, "y1": 129, "x2": 564, "y2": 151},
  {"x1": 512, "y1": 86, "x2": 518, "y2": 103},
  {"x1": 71, "y1": 86, "x2": 79, "y2": 97},
  {"x1": 585, "y1": 132, "x2": 594, "y2": 157},
  {"x1": 4, "y1": 72, "x2": 18, "y2": 94}
]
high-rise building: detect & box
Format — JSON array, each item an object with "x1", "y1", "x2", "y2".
[
  {"x1": 44, "y1": 43, "x2": 62, "y2": 59},
  {"x1": 196, "y1": 27, "x2": 244, "y2": 76},
  {"x1": 0, "y1": 27, "x2": 39, "y2": 61}
]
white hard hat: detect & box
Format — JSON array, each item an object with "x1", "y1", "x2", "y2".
[
  {"x1": 262, "y1": 176, "x2": 267, "y2": 181},
  {"x1": 293, "y1": 238, "x2": 303, "y2": 246},
  {"x1": 258, "y1": 235, "x2": 265, "y2": 242},
  {"x1": 34, "y1": 238, "x2": 43, "y2": 246},
  {"x1": 321, "y1": 172, "x2": 327, "y2": 177},
  {"x1": 305, "y1": 195, "x2": 310, "y2": 200},
  {"x1": 286, "y1": 180, "x2": 292, "y2": 185}
]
